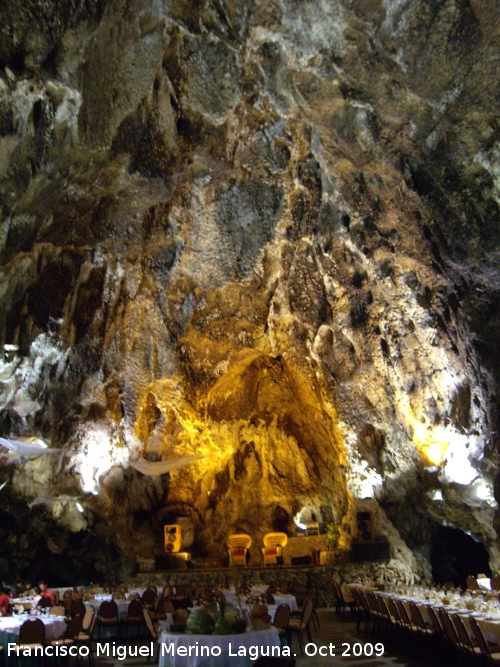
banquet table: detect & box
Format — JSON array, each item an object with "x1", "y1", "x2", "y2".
[
  {"x1": 221, "y1": 590, "x2": 297, "y2": 614},
  {"x1": 0, "y1": 615, "x2": 67, "y2": 664},
  {"x1": 84, "y1": 596, "x2": 132, "y2": 619},
  {"x1": 477, "y1": 577, "x2": 492, "y2": 591},
  {"x1": 158, "y1": 626, "x2": 282, "y2": 667},
  {"x1": 377, "y1": 590, "x2": 500, "y2": 645}
]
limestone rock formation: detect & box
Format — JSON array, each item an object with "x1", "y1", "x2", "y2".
[{"x1": 0, "y1": 0, "x2": 498, "y2": 582}]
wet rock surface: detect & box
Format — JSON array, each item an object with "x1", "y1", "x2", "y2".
[{"x1": 0, "y1": 0, "x2": 498, "y2": 582}]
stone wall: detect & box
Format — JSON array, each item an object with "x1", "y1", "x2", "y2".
[{"x1": 0, "y1": 0, "x2": 498, "y2": 584}]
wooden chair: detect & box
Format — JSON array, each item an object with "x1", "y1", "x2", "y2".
[
  {"x1": 438, "y1": 608, "x2": 461, "y2": 659},
  {"x1": 350, "y1": 587, "x2": 369, "y2": 631},
  {"x1": 426, "y1": 605, "x2": 444, "y2": 638},
  {"x1": 63, "y1": 591, "x2": 73, "y2": 616},
  {"x1": 124, "y1": 598, "x2": 144, "y2": 637},
  {"x1": 143, "y1": 608, "x2": 159, "y2": 663},
  {"x1": 96, "y1": 599, "x2": 119, "y2": 638},
  {"x1": 71, "y1": 599, "x2": 86, "y2": 618},
  {"x1": 386, "y1": 596, "x2": 404, "y2": 632},
  {"x1": 469, "y1": 615, "x2": 500, "y2": 664},
  {"x1": 172, "y1": 584, "x2": 188, "y2": 608},
  {"x1": 365, "y1": 592, "x2": 387, "y2": 631},
  {"x1": 14, "y1": 618, "x2": 45, "y2": 666},
  {"x1": 76, "y1": 606, "x2": 97, "y2": 665},
  {"x1": 408, "y1": 601, "x2": 437, "y2": 637},
  {"x1": 227, "y1": 534, "x2": 252, "y2": 566},
  {"x1": 273, "y1": 603, "x2": 291, "y2": 645},
  {"x1": 262, "y1": 532, "x2": 288, "y2": 566},
  {"x1": 141, "y1": 588, "x2": 156, "y2": 608},
  {"x1": 451, "y1": 612, "x2": 481, "y2": 659},
  {"x1": 48, "y1": 613, "x2": 83, "y2": 663},
  {"x1": 287, "y1": 598, "x2": 313, "y2": 654},
  {"x1": 50, "y1": 605, "x2": 66, "y2": 616},
  {"x1": 150, "y1": 595, "x2": 174, "y2": 621},
  {"x1": 466, "y1": 575, "x2": 480, "y2": 591},
  {"x1": 394, "y1": 599, "x2": 417, "y2": 634},
  {"x1": 332, "y1": 580, "x2": 354, "y2": 617},
  {"x1": 375, "y1": 594, "x2": 395, "y2": 633}
]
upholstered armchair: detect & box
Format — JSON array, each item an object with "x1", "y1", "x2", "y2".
[
  {"x1": 262, "y1": 532, "x2": 288, "y2": 566},
  {"x1": 227, "y1": 534, "x2": 252, "y2": 566}
]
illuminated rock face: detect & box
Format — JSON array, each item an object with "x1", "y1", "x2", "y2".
[{"x1": 0, "y1": 0, "x2": 499, "y2": 580}]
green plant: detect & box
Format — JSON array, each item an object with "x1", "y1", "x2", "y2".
[{"x1": 325, "y1": 521, "x2": 340, "y2": 549}]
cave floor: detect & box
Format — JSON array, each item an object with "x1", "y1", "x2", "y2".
[{"x1": 91, "y1": 609, "x2": 461, "y2": 667}]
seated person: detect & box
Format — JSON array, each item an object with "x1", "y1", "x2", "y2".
[
  {"x1": 38, "y1": 581, "x2": 55, "y2": 605},
  {"x1": 0, "y1": 586, "x2": 11, "y2": 616},
  {"x1": 31, "y1": 586, "x2": 42, "y2": 609},
  {"x1": 20, "y1": 582, "x2": 35, "y2": 597}
]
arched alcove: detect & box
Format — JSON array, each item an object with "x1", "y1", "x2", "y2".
[{"x1": 431, "y1": 525, "x2": 490, "y2": 588}]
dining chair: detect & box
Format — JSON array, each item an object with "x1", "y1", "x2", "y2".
[
  {"x1": 141, "y1": 588, "x2": 156, "y2": 608},
  {"x1": 450, "y1": 612, "x2": 481, "y2": 659},
  {"x1": 48, "y1": 613, "x2": 83, "y2": 665},
  {"x1": 76, "y1": 607, "x2": 97, "y2": 665},
  {"x1": 96, "y1": 599, "x2": 120, "y2": 638},
  {"x1": 438, "y1": 608, "x2": 461, "y2": 659},
  {"x1": 287, "y1": 597, "x2": 313, "y2": 654},
  {"x1": 71, "y1": 599, "x2": 86, "y2": 618},
  {"x1": 50, "y1": 605, "x2": 66, "y2": 616},
  {"x1": 143, "y1": 608, "x2": 159, "y2": 663},
  {"x1": 426, "y1": 606, "x2": 443, "y2": 637},
  {"x1": 350, "y1": 588, "x2": 369, "y2": 631},
  {"x1": 469, "y1": 615, "x2": 500, "y2": 664},
  {"x1": 386, "y1": 597, "x2": 404, "y2": 632},
  {"x1": 14, "y1": 618, "x2": 45, "y2": 667},
  {"x1": 273, "y1": 603, "x2": 291, "y2": 646},
  {"x1": 408, "y1": 601, "x2": 436, "y2": 637},
  {"x1": 332, "y1": 581, "x2": 354, "y2": 618},
  {"x1": 172, "y1": 584, "x2": 188, "y2": 608},
  {"x1": 394, "y1": 599, "x2": 417, "y2": 634},
  {"x1": 365, "y1": 592, "x2": 385, "y2": 630},
  {"x1": 466, "y1": 575, "x2": 480, "y2": 591},
  {"x1": 63, "y1": 592, "x2": 73, "y2": 616},
  {"x1": 124, "y1": 598, "x2": 145, "y2": 637}
]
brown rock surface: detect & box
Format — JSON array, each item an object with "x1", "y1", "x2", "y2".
[{"x1": 0, "y1": 0, "x2": 498, "y2": 582}]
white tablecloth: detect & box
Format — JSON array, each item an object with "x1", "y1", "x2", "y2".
[
  {"x1": 158, "y1": 627, "x2": 281, "y2": 667},
  {"x1": 84, "y1": 598, "x2": 131, "y2": 618},
  {"x1": 477, "y1": 578, "x2": 491, "y2": 591},
  {"x1": 222, "y1": 590, "x2": 296, "y2": 612},
  {"x1": 378, "y1": 591, "x2": 500, "y2": 645},
  {"x1": 0, "y1": 615, "x2": 66, "y2": 640}
]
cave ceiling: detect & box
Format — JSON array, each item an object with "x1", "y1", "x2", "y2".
[{"x1": 0, "y1": 0, "x2": 499, "y2": 579}]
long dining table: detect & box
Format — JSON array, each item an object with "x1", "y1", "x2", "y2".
[
  {"x1": 220, "y1": 589, "x2": 297, "y2": 619},
  {"x1": 0, "y1": 615, "x2": 67, "y2": 665},
  {"x1": 376, "y1": 589, "x2": 500, "y2": 644},
  {"x1": 158, "y1": 626, "x2": 282, "y2": 667}
]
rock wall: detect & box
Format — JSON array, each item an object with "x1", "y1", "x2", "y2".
[{"x1": 0, "y1": 0, "x2": 498, "y2": 583}]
